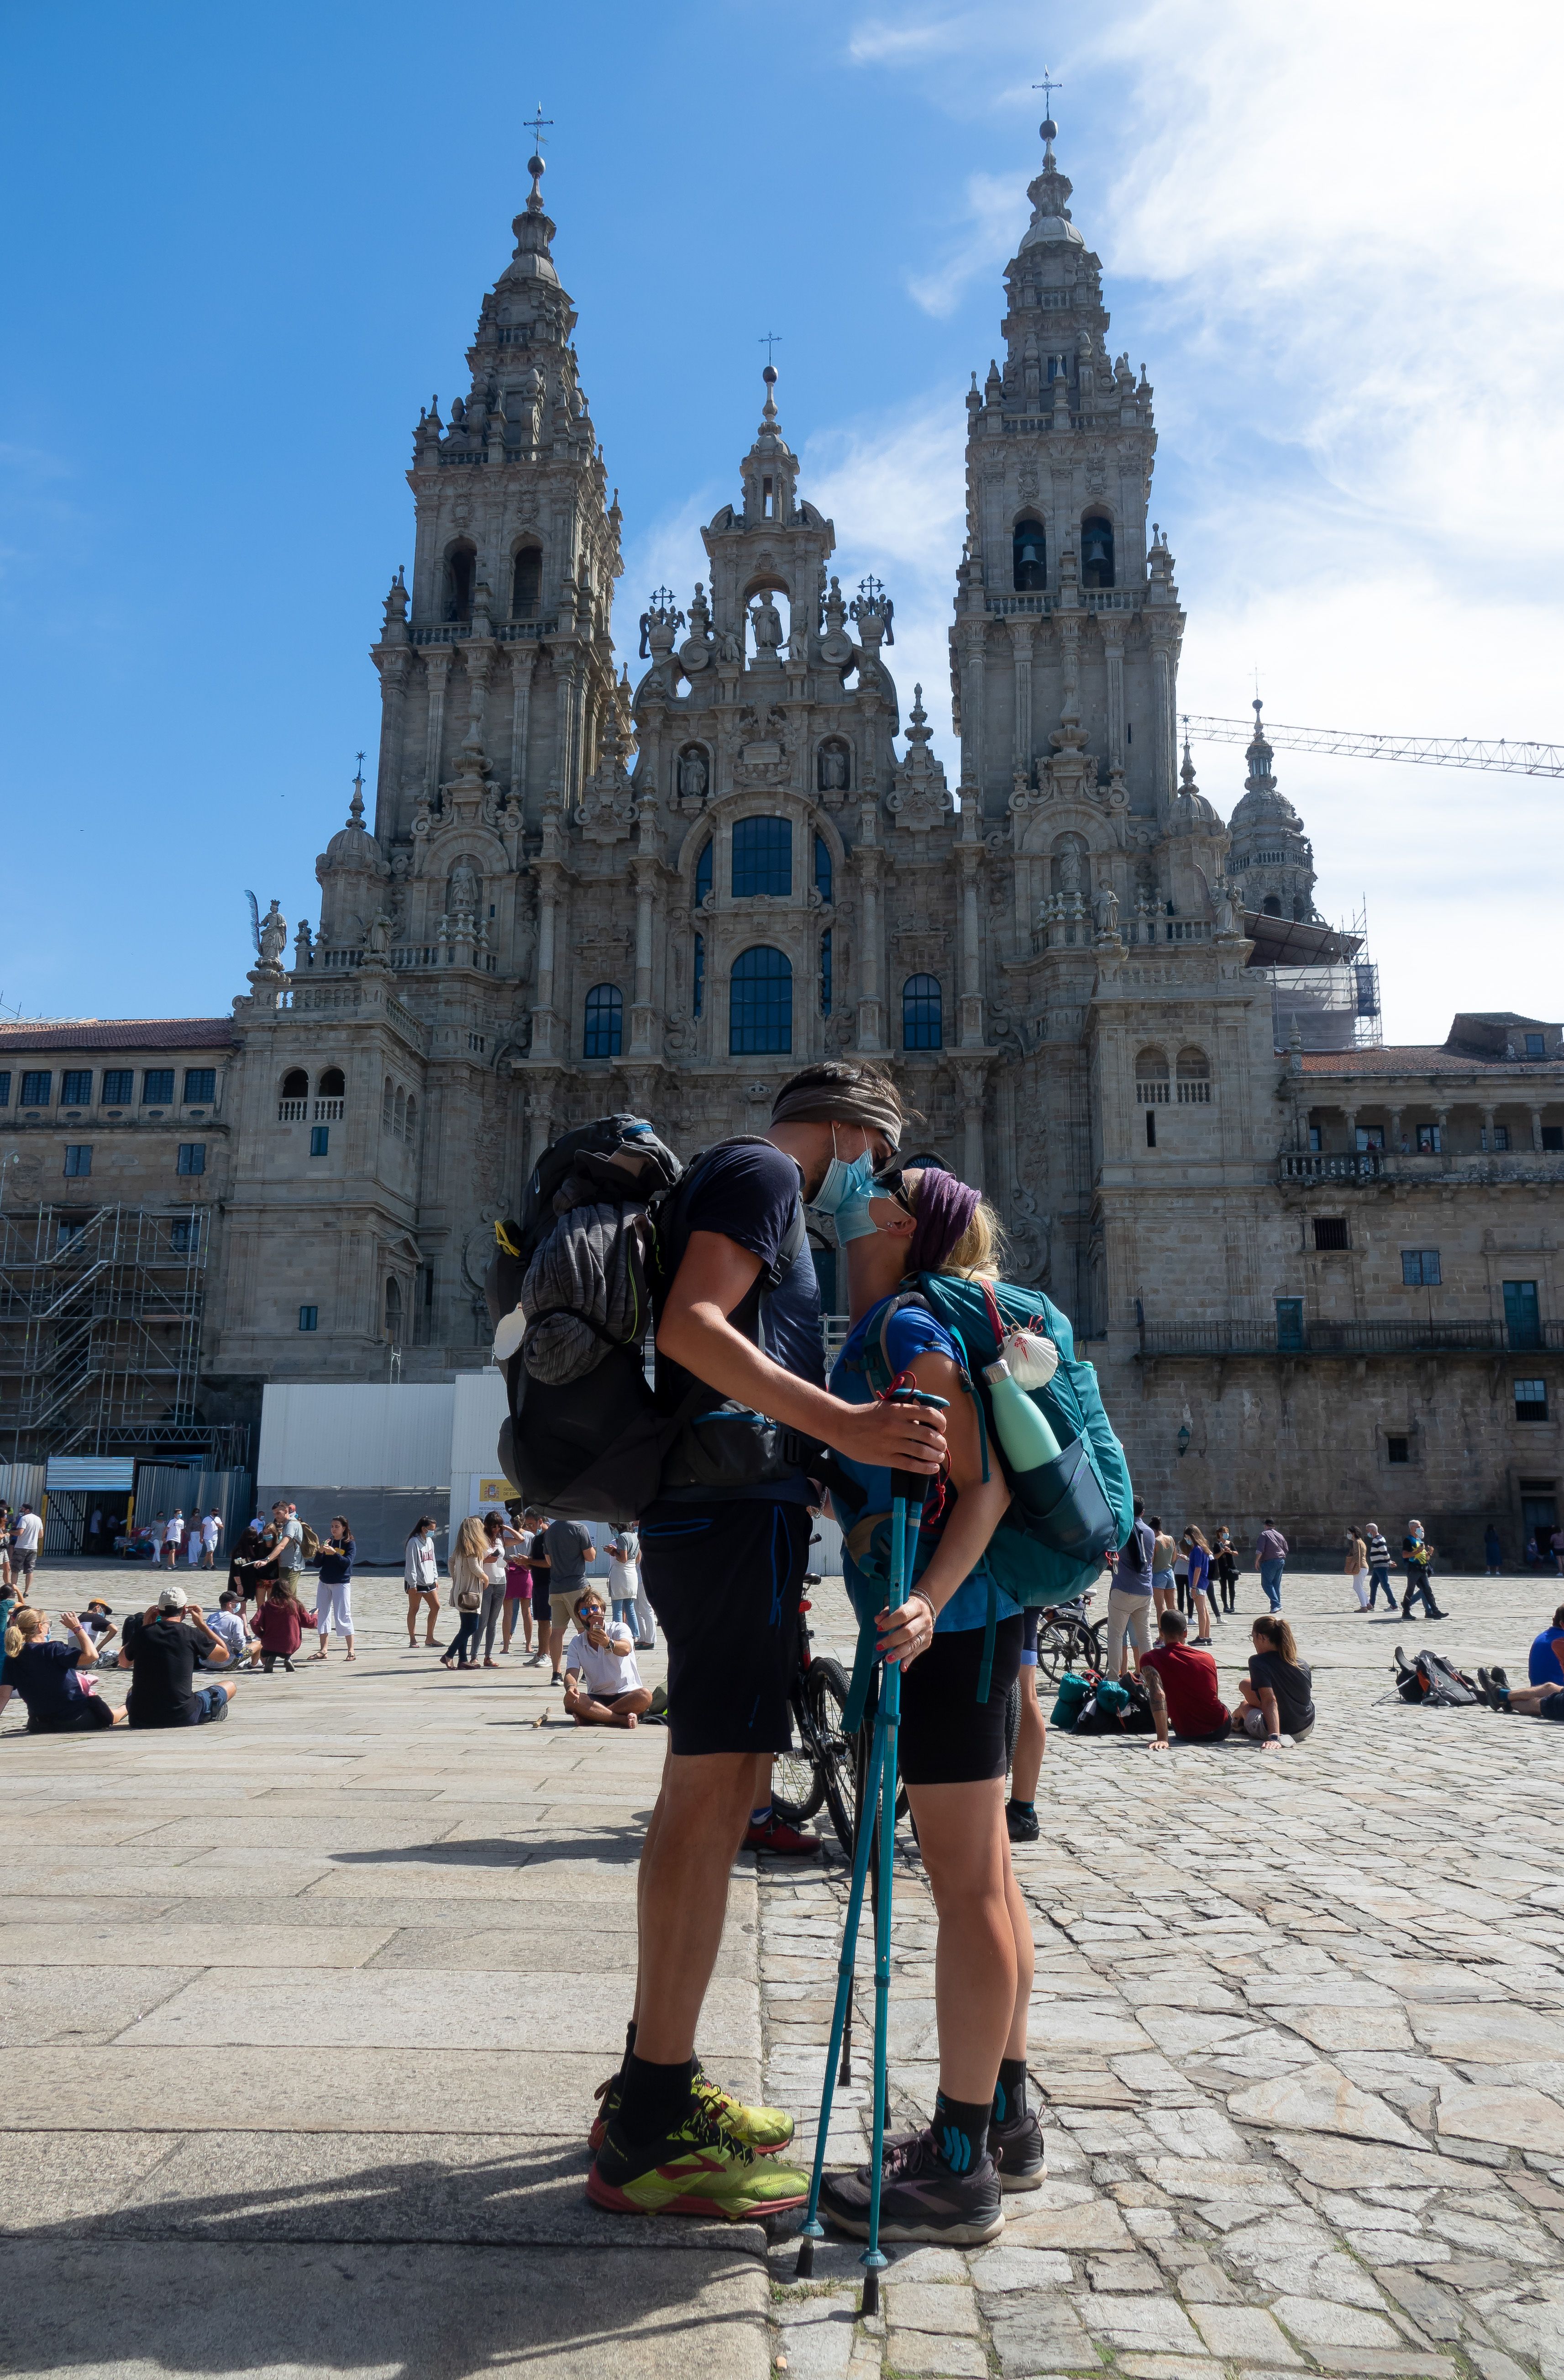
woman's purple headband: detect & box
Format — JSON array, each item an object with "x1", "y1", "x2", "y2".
[{"x1": 906, "y1": 1167, "x2": 982, "y2": 1275}]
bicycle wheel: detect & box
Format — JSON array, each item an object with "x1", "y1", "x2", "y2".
[
  {"x1": 1068, "y1": 1619, "x2": 1105, "y2": 1671},
  {"x1": 1032, "y1": 1622, "x2": 1073, "y2": 1685},
  {"x1": 807, "y1": 1656, "x2": 858, "y2": 1857},
  {"x1": 771, "y1": 1702, "x2": 825, "y2": 1827}
]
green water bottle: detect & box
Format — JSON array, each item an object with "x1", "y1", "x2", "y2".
[{"x1": 982, "y1": 1356, "x2": 1062, "y2": 1469}]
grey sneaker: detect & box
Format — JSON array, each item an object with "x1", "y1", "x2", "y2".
[
  {"x1": 819, "y1": 2127, "x2": 1003, "y2": 2245},
  {"x1": 988, "y1": 2098, "x2": 1045, "y2": 2192}
]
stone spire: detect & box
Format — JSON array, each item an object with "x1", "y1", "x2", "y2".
[
  {"x1": 739, "y1": 362, "x2": 799, "y2": 524},
  {"x1": 503, "y1": 149, "x2": 563, "y2": 293},
  {"x1": 1227, "y1": 699, "x2": 1318, "y2": 920},
  {"x1": 1018, "y1": 110, "x2": 1086, "y2": 253}
]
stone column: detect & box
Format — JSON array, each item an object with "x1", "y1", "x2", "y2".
[
  {"x1": 1008, "y1": 618, "x2": 1034, "y2": 777},
  {"x1": 1531, "y1": 1108, "x2": 1544, "y2": 1152},
  {"x1": 956, "y1": 1061, "x2": 987, "y2": 1186},
  {"x1": 1101, "y1": 621, "x2": 1126, "y2": 771},
  {"x1": 465, "y1": 639, "x2": 495, "y2": 747},
  {"x1": 1435, "y1": 1105, "x2": 1450, "y2": 1155},
  {"x1": 1149, "y1": 631, "x2": 1176, "y2": 818},
  {"x1": 554, "y1": 655, "x2": 577, "y2": 810},
  {"x1": 1344, "y1": 1107, "x2": 1357, "y2": 1154},
  {"x1": 960, "y1": 624, "x2": 987, "y2": 803},
  {"x1": 509, "y1": 644, "x2": 536, "y2": 807},
  {"x1": 1389, "y1": 1107, "x2": 1404, "y2": 1153},
  {"x1": 629, "y1": 798, "x2": 662, "y2": 1060},
  {"x1": 855, "y1": 808, "x2": 886, "y2": 1052},
  {"x1": 530, "y1": 800, "x2": 565, "y2": 1062},
  {"x1": 524, "y1": 1078, "x2": 560, "y2": 1169},
  {"x1": 957, "y1": 791, "x2": 985, "y2": 1047},
  {"x1": 423, "y1": 650, "x2": 451, "y2": 803},
  {"x1": 1481, "y1": 1103, "x2": 1496, "y2": 1153},
  {"x1": 373, "y1": 650, "x2": 410, "y2": 840}
]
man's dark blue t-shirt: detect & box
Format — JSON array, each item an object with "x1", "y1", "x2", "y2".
[{"x1": 651, "y1": 1139, "x2": 822, "y2": 1505}]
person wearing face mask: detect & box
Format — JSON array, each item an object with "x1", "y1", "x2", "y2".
[
  {"x1": 811, "y1": 1163, "x2": 1044, "y2": 2246},
  {"x1": 588, "y1": 1063, "x2": 949, "y2": 2227}
]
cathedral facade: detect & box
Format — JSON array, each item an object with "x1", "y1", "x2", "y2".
[{"x1": 7, "y1": 124, "x2": 1559, "y2": 1559}]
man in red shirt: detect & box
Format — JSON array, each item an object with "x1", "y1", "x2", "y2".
[{"x1": 1140, "y1": 1608, "x2": 1232, "y2": 1747}]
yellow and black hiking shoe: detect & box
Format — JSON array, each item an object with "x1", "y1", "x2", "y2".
[
  {"x1": 589, "y1": 2062, "x2": 795, "y2": 2157},
  {"x1": 588, "y1": 2100, "x2": 810, "y2": 2221}
]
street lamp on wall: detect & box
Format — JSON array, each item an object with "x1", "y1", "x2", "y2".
[{"x1": 1176, "y1": 1422, "x2": 1191, "y2": 1458}]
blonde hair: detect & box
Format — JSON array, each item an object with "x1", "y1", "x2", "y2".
[
  {"x1": 5, "y1": 1606, "x2": 44, "y2": 1659},
  {"x1": 454, "y1": 1516, "x2": 488, "y2": 1564},
  {"x1": 908, "y1": 1173, "x2": 1006, "y2": 1281}
]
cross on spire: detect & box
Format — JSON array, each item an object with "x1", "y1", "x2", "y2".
[
  {"x1": 758, "y1": 330, "x2": 783, "y2": 366},
  {"x1": 525, "y1": 104, "x2": 553, "y2": 157},
  {"x1": 1033, "y1": 69, "x2": 1063, "y2": 116}
]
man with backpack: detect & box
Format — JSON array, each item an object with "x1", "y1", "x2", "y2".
[
  {"x1": 1400, "y1": 1520, "x2": 1448, "y2": 1621},
  {"x1": 586, "y1": 1062, "x2": 948, "y2": 2223}
]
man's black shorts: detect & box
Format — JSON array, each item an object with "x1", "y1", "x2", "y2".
[{"x1": 637, "y1": 1500, "x2": 811, "y2": 1757}]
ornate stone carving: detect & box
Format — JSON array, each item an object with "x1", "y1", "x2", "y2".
[{"x1": 886, "y1": 685, "x2": 952, "y2": 836}]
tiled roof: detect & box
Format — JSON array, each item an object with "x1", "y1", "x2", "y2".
[
  {"x1": 1293, "y1": 1045, "x2": 1560, "y2": 1076},
  {"x1": 0, "y1": 1018, "x2": 235, "y2": 1053}
]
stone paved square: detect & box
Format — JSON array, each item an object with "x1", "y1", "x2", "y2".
[{"x1": 3, "y1": 1559, "x2": 1562, "y2": 2376}]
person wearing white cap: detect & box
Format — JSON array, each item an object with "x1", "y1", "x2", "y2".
[{"x1": 118, "y1": 1582, "x2": 236, "y2": 1727}]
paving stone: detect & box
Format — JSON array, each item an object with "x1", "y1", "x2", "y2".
[
  {"x1": 779, "y1": 2292, "x2": 861, "y2": 2380},
  {"x1": 1188, "y1": 2304, "x2": 1305, "y2": 2363},
  {"x1": 987, "y1": 2297, "x2": 1104, "y2": 2374},
  {"x1": 1269, "y1": 2297, "x2": 1403, "y2": 2349},
  {"x1": 1073, "y1": 2294, "x2": 1207, "y2": 2354},
  {"x1": 882, "y1": 2333, "x2": 988, "y2": 2376},
  {"x1": 970, "y1": 2244, "x2": 1073, "y2": 2290},
  {"x1": 1227, "y1": 2065, "x2": 1423, "y2": 2146},
  {"x1": 882, "y1": 2282, "x2": 981, "y2": 2337},
  {"x1": 1086, "y1": 2252, "x2": 1162, "y2": 2290},
  {"x1": 1437, "y1": 2083, "x2": 1564, "y2": 2153}
]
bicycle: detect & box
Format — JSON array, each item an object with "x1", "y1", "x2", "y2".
[
  {"x1": 771, "y1": 1577, "x2": 861, "y2": 1856},
  {"x1": 1031, "y1": 1590, "x2": 1104, "y2": 1684}
]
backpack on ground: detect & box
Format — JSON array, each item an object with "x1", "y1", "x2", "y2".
[
  {"x1": 298, "y1": 1522, "x2": 320, "y2": 1561},
  {"x1": 485, "y1": 1119, "x2": 815, "y2": 1525},
  {"x1": 1394, "y1": 1647, "x2": 1479, "y2": 1706},
  {"x1": 1071, "y1": 1672, "x2": 1155, "y2": 1736}
]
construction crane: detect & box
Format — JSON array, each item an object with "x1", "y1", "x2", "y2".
[{"x1": 1182, "y1": 713, "x2": 1564, "y2": 779}]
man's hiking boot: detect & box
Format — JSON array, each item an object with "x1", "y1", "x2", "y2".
[
  {"x1": 1476, "y1": 1667, "x2": 1510, "y2": 1711},
  {"x1": 1004, "y1": 1799, "x2": 1040, "y2": 1844},
  {"x1": 1491, "y1": 1665, "x2": 1509, "y2": 1687},
  {"x1": 818, "y1": 2126, "x2": 1003, "y2": 2246},
  {"x1": 588, "y1": 2099, "x2": 809, "y2": 2221},
  {"x1": 589, "y1": 2063, "x2": 794, "y2": 2157},
  {"x1": 988, "y1": 2099, "x2": 1046, "y2": 2191}
]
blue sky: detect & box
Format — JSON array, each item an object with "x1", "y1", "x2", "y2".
[{"x1": 3, "y1": 1, "x2": 1561, "y2": 1040}]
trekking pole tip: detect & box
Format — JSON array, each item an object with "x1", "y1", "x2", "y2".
[
  {"x1": 793, "y1": 2228, "x2": 818, "y2": 2278},
  {"x1": 860, "y1": 2256, "x2": 885, "y2": 2316}
]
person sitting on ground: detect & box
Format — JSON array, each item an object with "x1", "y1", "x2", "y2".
[
  {"x1": 563, "y1": 1587, "x2": 653, "y2": 1728},
  {"x1": 117, "y1": 1583, "x2": 236, "y2": 1727},
  {"x1": 1476, "y1": 1663, "x2": 1564, "y2": 1719},
  {"x1": 1235, "y1": 1612, "x2": 1315, "y2": 1748},
  {"x1": 252, "y1": 1574, "x2": 315, "y2": 1674},
  {"x1": 1139, "y1": 1607, "x2": 1231, "y2": 1748},
  {"x1": 79, "y1": 1598, "x2": 118, "y2": 1655},
  {"x1": 0, "y1": 1605, "x2": 126, "y2": 1731},
  {"x1": 202, "y1": 1589, "x2": 255, "y2": 1671}
]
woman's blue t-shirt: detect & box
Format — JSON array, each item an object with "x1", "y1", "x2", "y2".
[{"x1": 829, "y1": 1297, "x2": 1020, "y2": 1638}]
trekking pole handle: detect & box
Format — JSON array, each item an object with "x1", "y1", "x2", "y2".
[{"x1": 886, "y1": 1385, "x2": 948, "y2": 1514}]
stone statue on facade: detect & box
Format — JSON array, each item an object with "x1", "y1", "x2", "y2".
[
  {"x1": 368, "y1": 911, "x2": 393, "y2": 956},
  {"x1": 293, "y1": 919, "x2": 314, "y2": 969},
  {"x1": 1094, "y1": 882, "x2": 1120, "y2": 938},
  {"x1": 677, "y1": 747, "x2": 709, "y2": 801},
  {"x1": 1057, "y1": 845, "x2": 1083, "y2": 898},
  {"x1": 749, "y1": 593, "x2": 784, "y2": 656},
  {"x1": 257, "y1": 900, "x2": 288, "y2": 969},
  {"x1": 448, "y1": 860, "x2": 480, "y2": 916},
  {"x1": 818, "y1": 741, "x2": 849, "y2": 795}
]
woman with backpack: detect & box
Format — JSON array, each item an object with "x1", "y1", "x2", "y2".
[{"x1": 818, "y1": 1165, "x2": 1056, "y2": 2247}]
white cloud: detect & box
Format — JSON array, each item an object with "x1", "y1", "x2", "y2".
[{"x1": 846, "y1": 15, "x2": 966, "y2": 64}]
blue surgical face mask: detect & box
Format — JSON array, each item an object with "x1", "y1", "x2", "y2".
[
  {"x1": 808, "y1": 1136, "x2": 876, "y2": 1216},
  {"x1": 834, "y1": 1181, "x2": 886, "y2": 1244}
]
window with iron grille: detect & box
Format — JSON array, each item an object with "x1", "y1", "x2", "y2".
[
  {"x1": 184, "y1": 1068, "x2": 216, "y2": 1103},
  {"x1": 1401, "y1": 1249, "x2": 1441, "y2": 1286},
  {"x1": 583, "y1": 983, "x2": 623, "y2": 1059},
  {"x1": 1386, "y1": 1434, "x2": 1410, "y2": 1464},
  {"x1": 60, "y1": 1070, "x2": 93, "y2": 1105},
  {"x1": 143, "y1": 1069, "x2": 174, "y2": 1105},
  {"x1": 1313, "y1": 1217, "x2": 1349, "y2": 1251},
  {"x1": 1515, "y1": 1379, "x2": 1549, "y2": 1423},
  {"x1": 0, "y1": 1073, "x2": 8, "y2": 1105},
  {"x1": 20, "y1": 1071, "x2": 51, "y2": 1106},
  {"x1": 177, "y1": 1143, "x2": 206, "y2": 1176},
  {"x1": 731, "y1": 816, "x2": 792, "y2": 898},
  {"x1": 101, "y1": 1069, "x2": 133, "y2": 1104},
  {"x1": 63, "y1": 1145, "x2": 91, "y2": 1177},
  {"x1": 170, "y1": 1218, "x2": 198, "y2": 1254},
  {"x1": 729, "y1": 946, "x2": 792, "y2": 1054}
]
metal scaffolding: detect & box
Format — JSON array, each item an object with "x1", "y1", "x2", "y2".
[{"x1": 0, "y1": 1202, "x2": 246, "y2": 1467}]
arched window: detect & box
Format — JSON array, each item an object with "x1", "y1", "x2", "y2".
[
  {"x1": 511, "y1": 543, "x2": 541, "y2": 619},
  {"x1": 693, "y1": 837, "x2": 713, "y2": 907},
  {"x1": 1081, "y1": 511, "x2": 1115, "y2": 590},
  {"x1": 282, "y1": 1069, "x2": 308, "y2": 1100},
  {"x1": 813, "y1": 832, "x2": 833, "y2": 906},
  {"x1": 384, "y1": 1277, "x2": 403, "y2": 1343},
  {"x1": 902, "y1": 974, "x2": 943, "y2": 1051},
  {"x1": 730, "y1": 947, "x2": 792, "y2": 1055},
  {"x1": 1176, "y1": 1047, "x2": 1212, "y2": 1106},
  {"x1": 1262, "y1": 894, "x2": 1282, "y2": 917},
  {"x1": 318, "y1": 1068, "x2": 346, "y2": 1099},
  {"x1": 1134, "y1": 1048, "x2": 1170, "y2": 1104},
  {"x1": 1013, "y1": 516, "x2": 1047, "y2": 592},
  {"x1": 819, "y1": 929, "x2": 832, "y2": 1018},
  {"x1": 732, "y1": 815, "x2": 792, "y2": 898},
  {"x1": 394, "y1": 1085, "x2": 407, "y2": 1137},
  {"x1": 692, "y1": 933, "x2": 704, "y2": 1020},
  {"x1": 445, "y1": 540, "x2": 476, "y2": 623},
  {"x1": 584, "y1": 984, "x2": 623, "y2": 1059}
]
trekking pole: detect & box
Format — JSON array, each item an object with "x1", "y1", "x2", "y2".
[{"x1": 861, "y1": 1386, "x2": 945, "y2": 2319}]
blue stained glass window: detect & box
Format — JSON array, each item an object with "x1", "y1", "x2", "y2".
[
  {"x1": 584, "y1": 983, "x2": 623, "y2": 1058},
  {"x1": 732, "y1": 816, "x2": 792, "y2": 898},
  {"x1": 694, "y1": 838, "x2": 712, "y2": 907},
  {"x1": 693, "y1": 934, "x2": 704, "y2": 1020},
  {"x1": 819, "y1": 930, "x2": 832, "y2": 1018},
  {"x1": 730, "y1": 947, "x2": 792, "y2": 1054},
  {"x1": 902, "y1": 974, "x2": 943, "y2": 1051},
  {"x1": 813, "y1": 833, "x2": 833, "y2": 905}
]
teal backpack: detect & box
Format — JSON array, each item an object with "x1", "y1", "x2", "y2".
[{"x1": 834, "y1": 1272, "x2": 1134, "y2": 1715}]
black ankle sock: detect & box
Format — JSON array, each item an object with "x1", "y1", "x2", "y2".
[
  {"x1": 617, "y1": 2051, "x2": 695, "y2": 2143},
  {"x1": 623, "y1": 2019, "x2": 637, "y2": 2069},
  {"x1": 993, "y1": 2057, "x2": 1029, "y2": 2125},
  {"x1": 933, "y1": 2090, "x2": 991, "y2": 2175}
]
